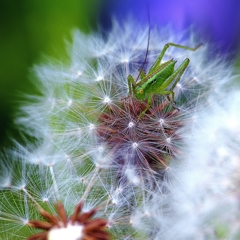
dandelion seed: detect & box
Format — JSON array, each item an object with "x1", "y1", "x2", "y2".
[
  {"x1": 121, "y1": 58, "x2": 129, "y2": 63},
  {"x1": 96, "y1": 76, "x2": 103, "y2": 81},
  {"x1": 166, "y1": 138, "x2": 171, "y2": 144},
  {"x1": 67, "y1": 99, "x2": 72, "y2": 107},
  {"x1": 65, "y1": 154, "x2": 71, "y2": 162},
  {"x1": 112, "y1": 198, "x2": 118, "y2": 205},
  {"x1": 89, "y1": 123, "x2": 95, "y2": 130},
  {"x1": 103, "y1": 96, "x2": 111, "y2": 104},
  {"x1": 193, "y1": 76, "x2": 199, "y2": 83},
  {"x1": 132, "y1": 142, "x2": 138, "y2": 149},
  {"x1": 125, "y1": 168, "x2": 140, "y2": 185},
  {"x1": 98, "y1": 146, "x2": 104, "y2": 152},
  {"x1": 77, "y1": 71, "x2": 82, "y2": 77},
  {"x1": 128, "y1": 121, "x2": 134, "y2": 128}
]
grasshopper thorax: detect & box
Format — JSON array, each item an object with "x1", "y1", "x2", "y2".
[{"x1": 135, "y1": 86, "x2": 145, "y2": 100}]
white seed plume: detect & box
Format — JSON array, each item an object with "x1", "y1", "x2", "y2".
[{"x1": 0, "y1": 19, "x2": 238, "y2": 240}]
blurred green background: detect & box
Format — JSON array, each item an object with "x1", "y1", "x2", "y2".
[{"x1": 0, "y1": 0, "x2": 108, "y2": 149}]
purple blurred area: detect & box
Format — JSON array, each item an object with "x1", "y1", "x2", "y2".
[{"x1": 101, "y1": 0, "x2": 240, "y2": 54}]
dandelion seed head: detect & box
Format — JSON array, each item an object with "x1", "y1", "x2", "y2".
[
  {"x1": 159, "y1": 118, "x2": 164, "y2": 125},
  {"x1": 18, "y1": 21, "x2": 225, "y2": 186},
  {"x1": 160, "y1": 91, "x2": 240, "y2": 239},
  {"x1": 176, "y1": 83, "x2": 182, "y2": 89},
  {"x1": 2, "y1": 19, "x2": 238, "y2": 239},
  {"x1": 27, "y1": 201, "x2": 109, "y2": 240},
  {"x1": 97, "y1": 96, "x2": 184, "y2": 186}
]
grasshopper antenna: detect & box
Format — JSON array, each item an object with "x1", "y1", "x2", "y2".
[{"x1": 135, "y1": 4, "x2": 151, "y2": 83}]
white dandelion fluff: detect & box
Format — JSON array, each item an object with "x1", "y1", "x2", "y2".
[
  {"x1": 0, "y1": 19, "x2": 239, "y2": 239},
  {"x1": 154, "y1": 90, "x2": 240, "y2": 240}
]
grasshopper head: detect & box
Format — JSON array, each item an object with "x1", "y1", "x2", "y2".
[{"x1": 135, "y1": 86, "x2": 145, "y2": 100}]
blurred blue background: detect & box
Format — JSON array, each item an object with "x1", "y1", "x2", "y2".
[
  {"x1": 1, "y1": 0, "x2": 240, "y2": 150},
  {"x1": 103, "y1": 0, "x2": 240, "y2": 53}
]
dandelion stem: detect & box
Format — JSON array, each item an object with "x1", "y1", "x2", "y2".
[
  {"x1": 22, "y1": 187, "x2": 42, "y2": 210},
  {"x1": 49, "y1": 166, "x2": 60, "y2": 201},
  {"x1": 81, "y1": 167, "x2": 100, "y2": 201}
]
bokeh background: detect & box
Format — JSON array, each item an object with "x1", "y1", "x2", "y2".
[
  {"x1": 104, "y1": 0, "x2": 240, "y2": 53},
  {"x1": 0, "y1": 0, "x2": 108, "y2": 149},
  {"x1": 1, "y1": 0, "x2": 240, "y2": 150}
]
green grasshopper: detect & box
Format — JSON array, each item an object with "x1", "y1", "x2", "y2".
[{"x1": 127, "y1": 42, "x2": 201, "y2": 119}]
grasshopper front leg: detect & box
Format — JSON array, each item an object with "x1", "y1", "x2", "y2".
[
  {"x1": 138, "y1": 94, "x2": 152, "y2": 120},
  {"x1": 127, "y1": 75, "x2": 135, "y2": 95}
]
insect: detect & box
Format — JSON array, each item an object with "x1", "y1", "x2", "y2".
[{"x1": 127, "y1": 42, "x2": 201, "y2": 119}]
